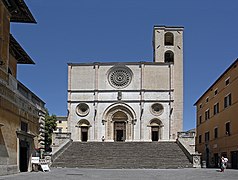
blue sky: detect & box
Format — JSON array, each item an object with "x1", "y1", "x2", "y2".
[{"x1": 11, "y1": 0, "x2": 238, "y2": 131}]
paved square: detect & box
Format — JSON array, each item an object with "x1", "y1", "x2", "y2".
[{"x1": 1, "y1": 168, "x2": 238, "y2": 180}]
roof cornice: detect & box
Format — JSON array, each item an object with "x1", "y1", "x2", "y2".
[
  {"x1": 9, "y1": 34, "x2": 35, "y2": 64},
  {"x1": 2, "y1": 0, "x2": 36, "y2": 23}
]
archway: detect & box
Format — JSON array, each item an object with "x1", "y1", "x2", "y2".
[
  {"x1": 102, "y1": 103, "x2": 136, "y2": 142},
  {"x1": 164, "y1": 50, "x2": 174, "y2": 63},
  {"x1": 164, "y1": 32, "x2": 174, "y2": 46}
]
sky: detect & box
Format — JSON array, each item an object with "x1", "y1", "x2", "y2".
[{"x1": 11, "y1": 0, "x2": 238, "y2": 131}]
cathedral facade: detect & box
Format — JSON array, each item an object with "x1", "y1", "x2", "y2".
[{"x1": 67, "y1": 26, "x2": 184, "y2": 142}]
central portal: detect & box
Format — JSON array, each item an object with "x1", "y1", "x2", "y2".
[
  {"x1": 104, "y1": 104, "x2": 135, "y2": 142},
  {"x1": 114, "y1": 122, "x2": 126, "y2": 141}
]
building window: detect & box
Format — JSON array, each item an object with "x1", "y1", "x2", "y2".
[
  {"x1": 151, "y1": 103, "x2": 164, "y2": 116},
  {"x1": 199, "y1": 115, "x2": 202, "y2": 124},
  {"x1": 205, "y1": 132, "x2": 210, "y2": 142},
  {"x1": 164, "y1": 32, "x2": 174, "y2": 46},
  {"x1": 59, "y1": 121, "x2": 62, "y2": 124},
  {"x1": 58, "y1": 128, "x2": 62, "y2": 133},
  {"x1": 225, "y1": 122, "x2": 231, "y2": 136},
  {"x1": 225, "y1": 78, "x2": 230, "y2": 86},
  {"x1": 205, "y1": 109, "x2": 210, "y2": 120},
  {"x1": 76, "y1": 103, "x2": 90, "y2": 116},
  {"x1": 224, "y1": 93, "x2": 232, "y2": 108},
  {"x1": 199, "y1": 135, "x2": 202, "y2": 143},
  {"x1": 214, "y1": 128, "x2": 218, "y2": 139},
  {"x1": 199, "y1": 104, "x2": 202, "y2": 108},
  {"x1": 214, "y1": 89, "x2": 218, "y2": 95},
  {"x1": 164, "y1": 51, "x2": 174, "y2": 63},
  {"x1": 214, "y1": 103, "x2": 219, "y2": 115},
  {"x1": 21, "y1": 121, "x2": 28, "y2": 132},
  {"x1": 206, "y1": 97, "x2": 209, "y2": 103},
  {"x1": 108, "y1": 65, "x2": 133, "y2": 89}
]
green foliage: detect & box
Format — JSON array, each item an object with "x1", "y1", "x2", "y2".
[{"x1": 44, "y1": 109, "x2": 57, "y2": 152}]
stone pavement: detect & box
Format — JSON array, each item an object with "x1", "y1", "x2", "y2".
[{"x1": 0, "y1": 168, "x2": 238, "y2": 180}]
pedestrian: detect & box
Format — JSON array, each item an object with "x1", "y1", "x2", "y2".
[
  {"x1": 220, "y1": 156, "x2": 225, "y2": 172},
  {"x1": 224, "y1": 157, "x2": 228, "y2": 169}
]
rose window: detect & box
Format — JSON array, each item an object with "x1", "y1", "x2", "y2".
[{"x1": 108, "y1": 66, "x2": 132, "y2": 89}]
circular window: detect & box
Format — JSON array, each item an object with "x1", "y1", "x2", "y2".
[
  {"x1": 151, "y1": 103, "x2": 164, "y2": 116},
  {"x1": 76, "y1": 103, "x2": 89, "y2": 117},
  {"x1": 108, "y1": 66, "x2": 133, "y2": 89}
]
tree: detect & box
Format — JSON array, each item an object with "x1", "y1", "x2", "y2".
[{"x1": 44, "y1": 110, "x2": 57, "y2": 152}]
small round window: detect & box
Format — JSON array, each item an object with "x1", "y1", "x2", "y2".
[
  {"x1": 151, "y1": 103, "x2": 164, "y2": 116},
  {"x1": 76, "y1": 103, "x2": 89, "y2": 117}
]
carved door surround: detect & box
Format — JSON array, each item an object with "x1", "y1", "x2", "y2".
[{"x1": 102, "y1": 103, "x2": 136, "y2": 142}]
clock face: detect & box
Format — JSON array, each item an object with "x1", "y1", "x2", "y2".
[{"x1": 108, "y1": 66, "x2": 133, "y2": 89}]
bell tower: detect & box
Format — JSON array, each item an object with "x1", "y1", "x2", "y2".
[
  {"x1": 153, "y1": 25, "x2": 184, "y2": 63},
  {"x1": 153, "y1": 25, "x2": 184, "y2": 138}
]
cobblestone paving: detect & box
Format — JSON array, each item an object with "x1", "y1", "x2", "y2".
[{"x1": 1, "y1": 168, "x2": 238, "y2": 180}]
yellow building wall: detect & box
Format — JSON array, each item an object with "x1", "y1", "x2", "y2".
[{"x1": 196, "y1": 59, "x2": 238, "y2": 167}]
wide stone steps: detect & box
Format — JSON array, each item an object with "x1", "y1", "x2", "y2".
[{"x1": 52, "y1": 142, "x2": 192, "y2": 169}]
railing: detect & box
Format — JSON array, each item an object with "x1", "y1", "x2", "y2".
[
  {"x1": 54, "y1": 132, "x2": 71, "y2": 139},
  {"x1": 177, "y1": 131, "x2": 201, "y2": 168},
  {"x1": 178, "y1": 131, "x2": 196, "y2": 138},
  {"x1": 51, "y1": 133, "x2": 72, "y2": 161}
]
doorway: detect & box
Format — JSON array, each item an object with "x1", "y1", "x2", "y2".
[
  {"x1": 114, "y1": 122, "x2": 126, "y2": 141},
  {"x1": 214, "y1": 153, "x2": 219, "y2": 168},
  {"x1": 19, "y1": 140, "x2": 29, "y2": 172},
  {"x1": 231, "y1": 151, "x2": 238, "y2": 169},
  {"x1": 81, "y1": 127, "x2": 88, "y2": 142},
  {"x1": 151, "y1": 127, "x2": 159, "y2": 141}
]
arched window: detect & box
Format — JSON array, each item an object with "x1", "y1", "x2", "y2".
[
  {"x1": 164, "y1": 32, "x2": 174, "y2": 46},
  {"x1": 164, "y1": 51, "x2": 174, "y2": 63}
]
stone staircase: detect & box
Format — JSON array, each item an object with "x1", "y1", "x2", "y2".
[{"x1": 52, "y1": 142, "x2": 192, "y2": 169}]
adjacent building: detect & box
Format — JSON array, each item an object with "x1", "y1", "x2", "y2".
[
  {"x1": 0, "y1": 0, "x2": 46, "y2": 175},
  {"x1": 51, "y1": 116, "x2": 70, "y2": 154},
  {"x1": 195, "y1": 58, "x2": 238, "y2": 169},
  {"x1": 67, "y1": 26, "x2": 184, "y2": 142},
  {"x1": 54, "y1": 116, "x2": 68, "y2": 133}
]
